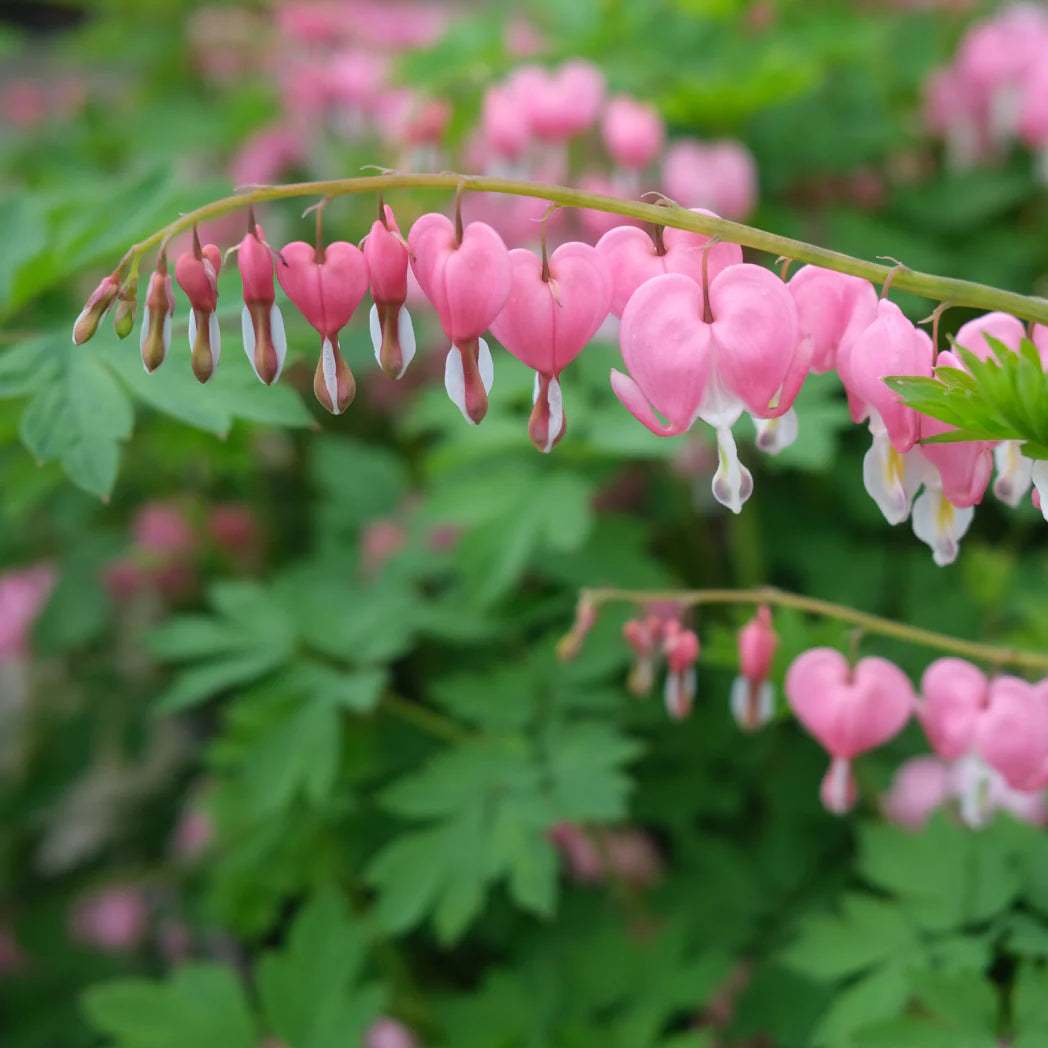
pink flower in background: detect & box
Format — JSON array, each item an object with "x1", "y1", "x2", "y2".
[
  {"x1": 0, "y1": 565, "x2": 57, "y2": 663},
  {"x1": 229, "y1": 125, "x2": 305, "y2": 188},
  {"x1": 549, "y1": 823, "x2": 662, "y2": 888},
  {"x1": 360, "y1": 520, "x2": 407, "y2": 577},
  {"x1": 71, "y1": 887, "x2": 149, "y2": 953},
  {"x1": 365, "y1": 1018, "x2": 419, "y2": 1048},
  {"x1": 170, "y1": 807, "x2": 214, "y2": 861},
  {"x1": 662, "y1": 139, "x2": 758, "y2": 220},
  {"x1": 0, "y1": 923, "x2": 23, "y2": 974}
]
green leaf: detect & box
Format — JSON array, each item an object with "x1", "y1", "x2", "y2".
[
  {"x1": 18, "y1": 340, "x2": 134, "y2": 498},
  {"x1": 256, "y1": 892, "x2": 385, "y2": 1048},
  {"x1": 82, "y1": 964, "x2": 256, "y2": 1048},
  {"x1": 780, "y1": 894, "x2": 922, "y2": 981}
]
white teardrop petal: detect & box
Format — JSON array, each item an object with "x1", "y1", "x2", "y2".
[
  {"x1": 397, "y1": 306, "x2": 416, "y2": 376},
  {"x1": 187, "y1": 309, "x2": 197, "y2": 350},
  {"x1": 544, "y1": 376, "x2": 564, "y2": 454},
  {"x1": 711, "y1": 425, "x2": 754, "y2": 514},
  {"x1": 321, "y1": 337, "x2": 341, "y2": 416},
  {"x1": 444, "y1": 344, "x2": 471, "y2": 422},
  {"x1": 241, "y1": 304, "x2": 256, "y2": 374},
  {"x1": 369, "y1": 303, "x2": 382, "y2": 365},
  {"x1": 478, "y1": 336, "x2": 495, "y2": 395},
  {"x1": 270, "y1": 304, "x2": 287, "y2": 379},
  {"x1": 208, "y1": 312, "x2": 221, "y2": 367}
]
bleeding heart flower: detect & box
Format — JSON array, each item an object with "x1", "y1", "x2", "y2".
[
  {"x1": 611, "y1": 263, "x2": 805, "y2": 513},
  {"x1": 276, "y1": 239, "x2": 369, "y2": 415},
  {"x1": 596, "y1": 214, "x2": 742, "y2": 318},
  {"x1": 363, "y1": 203, "x2": 416, "y2": 380},
  {"x1": 489, "y1": 241, "x2": 611, "y2": 452},
  {"x1": 785, "y1": 648, "x2": 914, "y2": 814},
  {"x1": 140, "y1": 263, "x2": 175, "y2": 374},
  {"x1": 729, "y1": 605, "x2": 778, "y2": 731},
  {"x1": 837, "y1": 300, "x2": 934, "y2": 525},
  {"x1": 601, "y1": 95, "x2": 664, "y2": 170},
  {"x1": 175, "y1": 235, "x2": 222, "y2": 383},
  {"x1": 918, "y1": 657, "x2": 1048, "y2": 792},
  {"x1": 408, "y1": 212, "x2": 511, "y2": 424},
  {"x1": 786, "y1": 265, "x2": 878, "y2": 375},
  {"x1": 238, "y1": 223, "x2": 288, "y2": 386}
]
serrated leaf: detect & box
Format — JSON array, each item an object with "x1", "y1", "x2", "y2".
[{"x1": 82, "y1": 963, "x2": 256, "y2": 1048}]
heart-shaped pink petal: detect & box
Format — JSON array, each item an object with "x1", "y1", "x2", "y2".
[
  {"x1": 708, "y1": 263, "x2": 800, "y2": 417},
  {"x1": 617, "y1": 272, "x2": 713, "y2": 434},
  {"x1": 918, "y1": 656, "x2": 987, "y2": 760},
  {"x1": 490, "y1": 242, "x2": 611, "y2": 375},
  {"x1": 785, "y1": 648, "x2": 914, "y2": 760},
  {"x1": 974, "y1": 676, "x2": 1048, "y2": 792},
  {"x1": 408, "y1": 213, "x2": 511, "y2": 342}
]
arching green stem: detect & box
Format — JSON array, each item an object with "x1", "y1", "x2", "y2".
[{"x1": 118, "y1": 173, "x2": 1048, "y2": 325}]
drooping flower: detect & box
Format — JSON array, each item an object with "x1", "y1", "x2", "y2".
[
  {"x1": 72, "y1": 273, "x2": 120, "y2": 345},
  {"x1": 489, "y1": 241, "x2": 611, "y2": 452},
  {"x1": 662, "y1": 620, "x2": 700, "y2": 720},
  {"x1": 174, "y1": 232, "x2": 222, "y2": 383},
  {"x1": 785, "y1": 648, "x2": 914, "y2": 814},
  {"x1": 837, "y1": 299, "x2": 934, "y2": 525},
  {"x1": 611, "y1": 264, "x2": 805, "y2": 513},
  {"x1": 363, "y1": 203, "x2": 416, "y2": 380},
  {"x1": 408, "y1": 211, "x2": 511, "y2": 424},
  {"x1": 729, "y1": 605, "x2": 778, "y2": 731},
  {"x1": 139, "y1": 261, "x2": 176, "y2": 373},
  {"x1": 237, "y1": 222, "x2": 287, "y2": 385},
  {"x1": 276, "y1": 237, "x2": 369, "y2": 415}
]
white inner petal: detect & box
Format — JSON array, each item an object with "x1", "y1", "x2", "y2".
[
  {"x1": 478, "y1": 336, "x2": 495, "y2": 394},
  {"x1": 711, "y1": 425, "x2": 754, "y2": 514},
  {"x1": 241, "y1": 304, "x2": 256, "y2": 374},
  {"x1": 187, "y1": 308, "x2": 197, "y2": 351},
  {"x1": 911, "y1": 486, "x2": 973, "y2": 567},
  {"x1": 544, "y1": 376, "x2": 565, "y2": 454},
  {"x1": 321, "y1": 337, "x2": 341, "y2": 416},
  {"x1": 208, "y1": 312, "x2": 221, "y2": 367},
  {"x1": 753, "y1": 407, "x2": 799, "y2": 456},
  {"x1": 993, "y1": 441, "x2": 1033, "y2": 508},
  {"x1": 369, "y1": 303, "x2": 382, "y2": 364},
  {"x1": 397, "y1": 306, "x2": 416, "y2": 376},
  {"x1": 444, "y1": 344, "x2": 472, "y2": 423},
  {"x1": 270, "y1": 304, "x2": 288, "y2": 379},
  {"x1": 862, "y1": 429, "x2": 924, "y2": 526}
]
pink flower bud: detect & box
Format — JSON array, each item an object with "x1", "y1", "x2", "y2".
[
  {"x1": 730, "y1": 605, "x2": 778, "y2": 731},
  {"x1": 175, "y1": 240, "x2": 222, "y2": 383},
  {"x1": 140, "y1": 264, "x2": 175, "y2": 373},
  {"x1": 73, "y1": 274, "x2": 120, "y2": 345},
  {"x1": 238, "y1": 225, "x2": 287, "y2": 386},
  {"x1": 364, "y1": 205, "x2": 416, "y2": 380},
  {"x1": 112, "y1": 279, "x2": 138, "y2": 340},
  {"x1": 662, "y1": 621, "x2": 700, "y2": 720}
]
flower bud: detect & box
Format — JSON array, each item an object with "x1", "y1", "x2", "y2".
[
  {"x1": 175, "y1": 239, "x2": 222, "y2": 383},
  {"x1": 72, "y1": 274, "x2": 120, "y2": 345},
  {"x1": 729, "y1": 605, "x2": 778, "y2": 731},
  {"x1": 140, "y1": 263, "x2": 175, "y2": 373},
  {"x1": 112, "y1": 278, "x2": 138, "y2": 339},
  {"x1": 662, "y1": 620, "x2": 700, "y2": 720}
]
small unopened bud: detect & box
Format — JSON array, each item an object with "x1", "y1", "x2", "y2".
[
  {"x1": 662, "y1": 621, "x2": 700, "y2": 720},
  {"x1": 112, "y1": 279, "x2": 138, "y2": 339},
  {"x1": 72, "y1": 274, "x2": 120, "y2": 345},
  {"x1": 140, "y1": 263, "x2": 175, "y2": 373},
  {"x1": 175, "y1": 241, "x2": 222, "y2": 383},
  {"x1": 729, "y1": 605, "x2": 778, "y2": 732},
  {"x1": 623, "y1": 615, "x2": 663, "y2": 696},
  {"x1": 557, "y1": 594, "x2": 598, "y2": 660}
]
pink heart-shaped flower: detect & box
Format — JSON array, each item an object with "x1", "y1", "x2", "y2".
[
  {"x1": 490, "y1": 242, "x2": 611, "y2": 375},
  {"x1": 785, "y1": 648, "x2": 914, "y2": 759},
  {"x1": 918, "y1": 657, "x2": 988, "y2": 760},
  {"x1": 408, "y1": 213, "x2": 511, "y2": 343},
  {"x1": 276, "y1": 240, "x2": 368, "y2": 337}
]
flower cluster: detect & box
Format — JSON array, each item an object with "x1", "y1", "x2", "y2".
[
  {"x1": 787, "y1": 650, "x2": 1048, "y2": 824},
  {"x1": 923, "y1": 2, "x2": 1048, "y2": 173},
  {"x1": 77, "y1": 188, "x2": 1048, "y2": 567},
  {"x1": 614, "y1": 603, "x2": 1048, "y2": 826}
]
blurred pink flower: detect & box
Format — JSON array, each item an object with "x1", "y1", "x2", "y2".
[
  {"x1": 0, "y1": 923, "x2": 23, "y2": 974},
  {"x1": 662, "y1": 139, "x2": 758, "y2": 220},
  {"x1": 365, "y1": 1018, "x2": 419, "y2": 1048},
  {"x1": 171, "y1": 807, "x2": 214, "y2": 861},
  {"x1": 230, "y1": 125, "x2": 305, "y2": 188},
  {"x1": 71, "y1": 887, "x2": 149, "y2": 953},
  {"x1": 0, "y1": 564, "x2": 56, "y2": 663}
]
